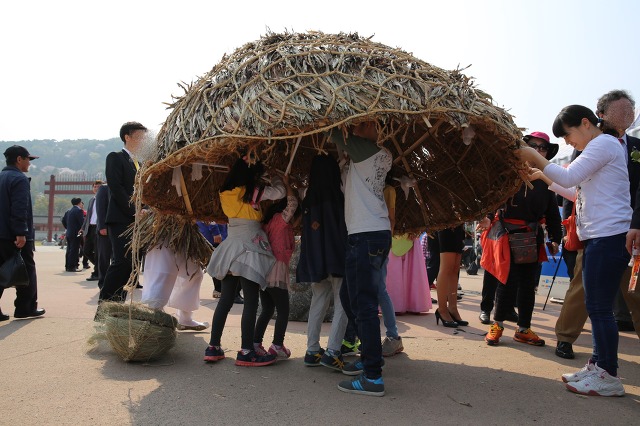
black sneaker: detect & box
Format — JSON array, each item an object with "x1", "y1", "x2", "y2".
[
  {"x1": 320, "y1": 350, "x2": 344, "y2": 371},
  {"x1": 235, "y1": 349, "x2": 276, "y2": 367},
  {"x1": 304, "y1": 348, "x2": 325, "y2": 367},
  {"x1": 342, "y1": 358, "x2": 385, "y2": 376},
  {"x1": 204, "y1": 346, "x2": 225, "y2": 362},
  {"x1": 555, "y1": 341, "x2": 575, "y2": 359},
  {"x1": 338, "y1": 374, "x2": 385, "y2": 397}
]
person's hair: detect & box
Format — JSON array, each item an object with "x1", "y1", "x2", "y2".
[
  {"x1": 93, "y1": 180, "x2": 104, "y2": 185},
  {"x1": 552, "y1": 104, "x2": 617, "y2": 138},
  {"x1": 220, "y1": 157, "x2": 265, "y2": 203},
  {"x1": 119, "y1": 122, "x2": 147, "y2": 143},
  {"x1": 71, "y1": 197, "x2": 82, "y2": 205},
  {"x1": 303, "y1": 154, "x2": 344, "y2": 209},
  {"x1": 596, "y1": 90, "x2": 635, "y2": 115},
  {"x1": 262, "y1": 197, "x2": 300, "y2": 225}
]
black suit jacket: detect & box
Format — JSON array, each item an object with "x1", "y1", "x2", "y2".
[
  {"x1": 65, "y1": 206, "x2": 85, "y2": 239},
  {"x1": 105, "y1": 150, "x2": 137, "y2": 225},
  {"x1": 95, "y1": 185, "x2": 110, "y2": 232}
]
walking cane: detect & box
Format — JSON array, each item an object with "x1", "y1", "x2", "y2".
[{"x1": 543, "y1": 241, "x2": 564, "y2": 311}]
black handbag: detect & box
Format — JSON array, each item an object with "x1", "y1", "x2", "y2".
[{"x1": 0, "y1": 249, "x2": 30, "y2": 289}]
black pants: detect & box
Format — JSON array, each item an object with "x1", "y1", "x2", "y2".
[
  {"x1": 494, "y1": 262, "x2": 538, "y2": 328},
  {"x1": 209, "y1": 276, "x2": 260, "y2": 350},
  {"x1": 99, "y1": 222, "x2": 132, "y2": 302},
  {"x1": 96, "y1": 233, "x2": 112, "y2": 290},
  {"x1": 0, "y1": 240, "x2": 38, "y2": 315},
  {"x1": 254, "y1": 287, "x2": 290, "y2": 346},
  {"x1": 480, "y1": 270, "x2": 500, "y2": 313},
  {"x1": 65, "y1": 235, "x2": 81, "y2": 270},
  {"x1": 339, "y1": 279, "x2": 358, "y2": 342}
]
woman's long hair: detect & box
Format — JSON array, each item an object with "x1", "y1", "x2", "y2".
[
  {"x1": 552, "y1": 105, "x2": 618, "y2": 138},
  {"x1": 220, "y1": 157, "x2": 265, "y2": 203}
]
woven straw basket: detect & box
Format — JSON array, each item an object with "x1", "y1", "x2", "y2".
[
  {"x1": 140, "y1": 31, "x2": 524, "y2": 232},
  {"x1": 98, "y1": 302, "x2": 177, "y2": 362}
]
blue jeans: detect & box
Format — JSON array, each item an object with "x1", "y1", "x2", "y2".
[
  {"x1": 582, "y1": 233, "x2": 629, "y2": 377},
  {"x1": 344, "y1": 230, "x2": 391, "y2": 379},
  {"x1": 378, "y1": 257, "x2": 398, "y2": 338}
]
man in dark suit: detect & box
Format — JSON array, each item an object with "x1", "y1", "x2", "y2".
[
  {"x1": 80, "y1": 180, "x2": 103, "y2": 281},
  {"x1": 95, "y1": 183, "x2": 112, "y2": 290},
  {"x1": 555, "y1": 90, "x2": 640, "y2": 359},
  {"x1": 64, "y1": 197, "x2": 85, "y2": 272},
  {"x1": 98, "y1": 121, "x2": 147, "y2": 303}
]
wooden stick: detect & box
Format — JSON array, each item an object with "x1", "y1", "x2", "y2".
[
  {"x1": 178, "y1": 167, "x2": 194, "y2": 215},
  {"x1": 285, "y1": 136, "x2": 303, "y2": 175}
]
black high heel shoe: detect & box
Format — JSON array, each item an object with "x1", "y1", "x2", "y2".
[
  {"x1": 435, "y1": 309, "x2": 458, "y2": 328},
  {"x1": 448, "y1": 310, "x2": 469, "y2": 326}
]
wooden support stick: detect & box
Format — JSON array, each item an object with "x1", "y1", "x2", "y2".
[{"x1": 178, "y1": 167, "x2": 194, "y2": 215}]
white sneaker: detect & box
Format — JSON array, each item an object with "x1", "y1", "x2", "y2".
[
  {"x1": 561, "y1": 360, "x2": 596, "y2": 383},
  {"x1": 565, "y1": 366, "x2": 625, "y2": 397}
]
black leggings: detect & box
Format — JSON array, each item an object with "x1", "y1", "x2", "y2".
[
  {"x1": 209, "y1": 275, "x2": 260, "y2": 350},
  {"x1": 494, "y1": 262, "x2": 538, "y2": 328},
  {"x1": 254, "y1": 287, "x2": 290, "y2": 346}
]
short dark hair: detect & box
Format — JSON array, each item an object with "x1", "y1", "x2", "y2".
[
  {"x1": 119, "y1": 122, "x2": 147, "y2": 143},
  {"x1": 596, "y1": 90, "x2": 635, "y2": 115},
  {"x1": 71, "y1": 197, "x2": 82, "y2": 205},
  {"x1": 552, "y1": 105, "x2": 617, "y2": 138},
  {"x1": 93, "y1": 180, "x2": 104, "y2": 185}
]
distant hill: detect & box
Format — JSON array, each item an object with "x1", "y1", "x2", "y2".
[{"x1": 0, "y1": 139, "x2": 123, "y2": 215}]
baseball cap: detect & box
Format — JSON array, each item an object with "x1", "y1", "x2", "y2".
[{"x1": 3, "y1": 145, "x2": 40, "y2": 161}]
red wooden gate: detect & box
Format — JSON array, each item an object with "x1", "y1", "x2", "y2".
[{"x1": 44, "y1": 175, "x2": 98, "y2": 242}]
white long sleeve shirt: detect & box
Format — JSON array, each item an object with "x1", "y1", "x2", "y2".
[{"x1": 543, "y1": 134, "x2": 631, "y2": 240}]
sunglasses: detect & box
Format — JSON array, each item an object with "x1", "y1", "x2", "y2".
[{"x1": 528, "y1": 143, "x2": 549, "y2": 152}]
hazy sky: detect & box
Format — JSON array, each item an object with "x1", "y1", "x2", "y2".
[{"x1": 2, "y1": 0, "x2": 638, "y2": 160}]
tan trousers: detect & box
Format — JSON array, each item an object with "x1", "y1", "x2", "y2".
[{"x1": 555, "y1": 249, "x2": 640, "y2": 343}]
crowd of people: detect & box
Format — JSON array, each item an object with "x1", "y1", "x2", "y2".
[{"x1": 1, "y1": 89, "x2": 639, "y2": 398}]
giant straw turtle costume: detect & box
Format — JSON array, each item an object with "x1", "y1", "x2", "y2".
[{"x1": 140, "y1": 31, "x2": 524, "y2": 233}]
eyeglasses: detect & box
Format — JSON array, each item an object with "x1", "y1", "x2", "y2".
[{"x1": 528, "y1": 143, "x2": 548, "y2": 152}]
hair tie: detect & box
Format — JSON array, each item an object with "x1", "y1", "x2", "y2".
[{"x1": 597, "y1": 117, "x2": 603, "y2": 124}]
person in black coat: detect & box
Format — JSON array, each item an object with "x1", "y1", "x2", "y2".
[
  {"x1": 98, "y1": 121, "x2": 147, "y2": 303},
  {"x1": 63, "y1": 197, "x2": 85, "y2": 272},
  {"x1": 0, "y1": 145, "x2": 45, "y2": 320}
]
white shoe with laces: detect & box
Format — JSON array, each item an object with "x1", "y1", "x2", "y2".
[
  {"x1": 562, "y1": 360, "x2": 596, "y2": 383},
  {"x1": 565, "y1": 365, "x2": 625, "y2": 397}
]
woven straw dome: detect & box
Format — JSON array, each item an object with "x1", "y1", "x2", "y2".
[{"x1": 141, "y1": 31, "x2": 523, "y2": 232}]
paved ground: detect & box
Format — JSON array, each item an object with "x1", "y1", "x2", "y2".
[{"x1": 1, "y1": 246, "x2": 638, "y2": 425}]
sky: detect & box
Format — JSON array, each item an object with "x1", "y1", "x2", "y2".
[{"x1": 2, "y1": 0, "x2": 639, "y2": 161}]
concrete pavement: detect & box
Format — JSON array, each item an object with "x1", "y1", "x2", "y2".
[{"x1": 0, "y1": 246, "x2": 638, "y2": 425}]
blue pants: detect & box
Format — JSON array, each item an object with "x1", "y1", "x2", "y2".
[
  {"x1": 344, "y1": 230, "x2": 391, "y2": 379},
  {"x1": 582, "y1": 233, "x2": 629, "y2": 377}
]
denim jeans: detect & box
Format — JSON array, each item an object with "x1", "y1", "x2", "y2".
[
  {"x1": 378, "y1": 257, "x2": 398, "y2": 338},
  {"x1": 344, "y1": 230, "x2": 391, "y2": 379},
  {"x1": 582, "y1": 233, "x2": 629, "y2": 377}
]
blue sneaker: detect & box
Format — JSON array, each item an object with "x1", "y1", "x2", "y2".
[
  {"x1": 338, "y1": 374, "x2": 385, "y2": 397},
  {"x1": 320, "y1": 350, "x2": 344, "y2": 371},
  {"x1": 304, "y1": 348, "x2": 325, "y2": 367}
]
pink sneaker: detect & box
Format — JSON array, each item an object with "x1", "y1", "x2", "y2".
[
  {"x1": 268, "y1": 343, "x2": 291, "y2": 359},
  {"x1": 254, "y1": 343, "x2": 268, "y2": 356}
]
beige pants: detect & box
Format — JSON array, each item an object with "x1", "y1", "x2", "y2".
[{"x1": 555, "y1": 249, "x2": 640, "y2": 343}]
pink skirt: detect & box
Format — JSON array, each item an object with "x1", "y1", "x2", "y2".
[
  {"x1": 386, "y1": 239, "x2": 432, "y2": 313},
  {"x1": 265, "y1": 260, "x2": 289, "y2": 290}
]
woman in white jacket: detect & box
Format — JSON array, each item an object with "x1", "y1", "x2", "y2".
[{"x1": 517, "y1": 104, "x2": 631, "y2": 397}]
